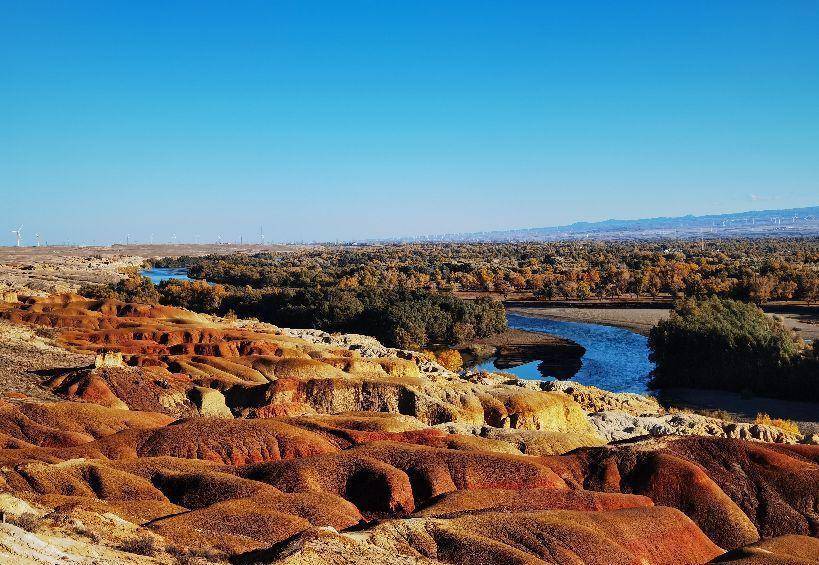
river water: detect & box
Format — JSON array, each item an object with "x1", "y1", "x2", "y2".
[
  {"x1": 141, "y1": 267, "x2": 193, "y2": 284},
  {"x1": 473, "y1": 313, "x2": 654, "y2": 395}
]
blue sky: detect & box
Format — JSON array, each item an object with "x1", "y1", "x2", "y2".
[{"x1": 2, "y1": 1, "x2": 818, "y2": 244}]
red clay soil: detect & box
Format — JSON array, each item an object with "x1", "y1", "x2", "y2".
[
  {"x1": 554, "y1": 437, "x2": 819, "y2": 550},
  {"x1": 710, "y1": 535, "x2": 819, "y2": 563}
]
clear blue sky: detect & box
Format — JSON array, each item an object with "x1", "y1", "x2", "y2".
[{"x1": 2, "y1": 1, "x2": 818, "y2": 244}]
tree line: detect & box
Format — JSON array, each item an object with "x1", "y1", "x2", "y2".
[
  {"x1": 154, "y1": 238, "x2": 819, "y2": 304},
  {"x1": 80, "y1": 274, "x2": 506, "y2": 350}
]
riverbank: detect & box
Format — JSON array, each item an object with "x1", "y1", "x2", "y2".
[
  {"x1": 508, "y1": 305, "x2": 664, "y2": 335},
  {"x1": 508, "y1": 303, "x2": 819, "y2": 340},
  {"x1": 491, "y1": 311, "x2": 819, "y2": 430},
  {"x1": 657, "y1": 387, "x2": 819, "y2": 436},
  {"x1": 461, "y1": 328, "x2": 584, "y2": 376}
]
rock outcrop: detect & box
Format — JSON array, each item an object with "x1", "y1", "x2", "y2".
[
  {"x1": 0, "y1": 294, "x2": 602, "y2": 441},
  {"x1": 590, "y1": 410, "x2": 801, "y2": 444}
]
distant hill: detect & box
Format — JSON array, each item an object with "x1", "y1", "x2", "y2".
[{"x1": 387, "y1": 205, "x2": 819, "y2": 243}]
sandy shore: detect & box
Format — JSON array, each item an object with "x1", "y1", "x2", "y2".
[
  {"x1": 508, "y1": 304, "x2": 819, "y2": 340},
  {"x1": 508, "y1": 306, "x2": 665, "y2": 335}
]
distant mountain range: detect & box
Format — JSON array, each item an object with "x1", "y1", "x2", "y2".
[{"x1": 382, "y1": 205, "x2": 819, "y2": 243}]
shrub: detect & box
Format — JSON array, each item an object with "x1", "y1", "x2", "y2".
[
  {"x1": 77, "y1": 283, "x2": 118, "y2": 300},
  {"x1": 79, "y1": 274, "x2": 160, "y2": 305},
  {"x1": 158, "y1": 279, "x2": 226, "y2": 313},
  {"x1": 436, "y1": 349, "x2": 464, "y2": 372},
  {"x1": 167, "y1": 286, "x2": 507, "y2": 349},
  {"x1": 649, "y1": 297, "x2": 816, "y2": 401},
  {"x1": 119, "y1": 534, "x2": 159, "y2": 556},
  {"x1": 113, "y1": 274, "x2": 161, "y2": 304},
  {"x1": 755, "y1": 413, "x2": 800, "y2": 435}
]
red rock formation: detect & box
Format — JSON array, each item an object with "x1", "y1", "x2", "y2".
[{"x1": 553, "y1": 437, "x2": 819, "y2": 550}]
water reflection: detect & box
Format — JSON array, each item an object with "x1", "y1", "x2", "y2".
[
  {"x1": 140, "y1": 268, "x2": 192, "y2": 284},
  {"x1": 472, "y1": 313, "x2": 654, "y2": 395}
]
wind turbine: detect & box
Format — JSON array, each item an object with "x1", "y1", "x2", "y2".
[
  {"x1": 171, "y1": 233, "x2": 178, "y2": 245},
  {"x1": 35, "y1": 233, "x2": 41, "y2": 247},
  {"x1": 10, "y1": 225, "x2": 22, "y2": 247}
]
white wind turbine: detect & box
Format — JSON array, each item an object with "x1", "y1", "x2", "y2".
[
  {"x1": 10, "y1": 225, "x2": 22, "y2": 247},
  {"x1": 35, "y1": 233, "x2": 41, "y2": 247}
]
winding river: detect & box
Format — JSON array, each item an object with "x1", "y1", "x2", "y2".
[
  {"x1": 142, "y1": 268, "x2": 655, "y2": 394},
  {"x1": 473, "y1": 313, "x2": 654, "y2": 395}
]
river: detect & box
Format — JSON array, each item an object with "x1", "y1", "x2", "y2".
[
  {"x1": 472, "y1": 313, "x2": 654, "y2": 395},
  {"x1": 142, "y1": 267, "x2": 655, "y2": 394},
  {"x1": 141, "y1": 267, "x2": 193, "y2": 284}
]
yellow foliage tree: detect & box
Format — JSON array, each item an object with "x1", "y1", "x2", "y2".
[{"x1": 436, "y1": 349, "x2": 463, "y2": 372}]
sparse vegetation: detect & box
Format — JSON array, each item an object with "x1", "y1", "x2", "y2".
[
  {"x1": 119, "y1": 533, "x2": 160, "y2": 556},
  {"x1": 9, "y1": 512, "x2": 39, "y2": 532},
  {"x1": 754, "y1": 412, "x2": 801, "y2": 435}
]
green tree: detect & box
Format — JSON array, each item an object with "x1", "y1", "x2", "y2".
[{"x1": 649, "y1": 296, "x2": 813, "y2": 400}]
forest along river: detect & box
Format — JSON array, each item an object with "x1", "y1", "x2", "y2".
[
  {"x1": 141, "y1": 268, "x2": 819, "y2": 427},
  {"x1": 472, "y1": 313, "x2": 654, "y2": 395}
]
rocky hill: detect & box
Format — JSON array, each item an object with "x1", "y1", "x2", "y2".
[{"x1": 0, "y1": 293, "x2": 817, "y2": 564}]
